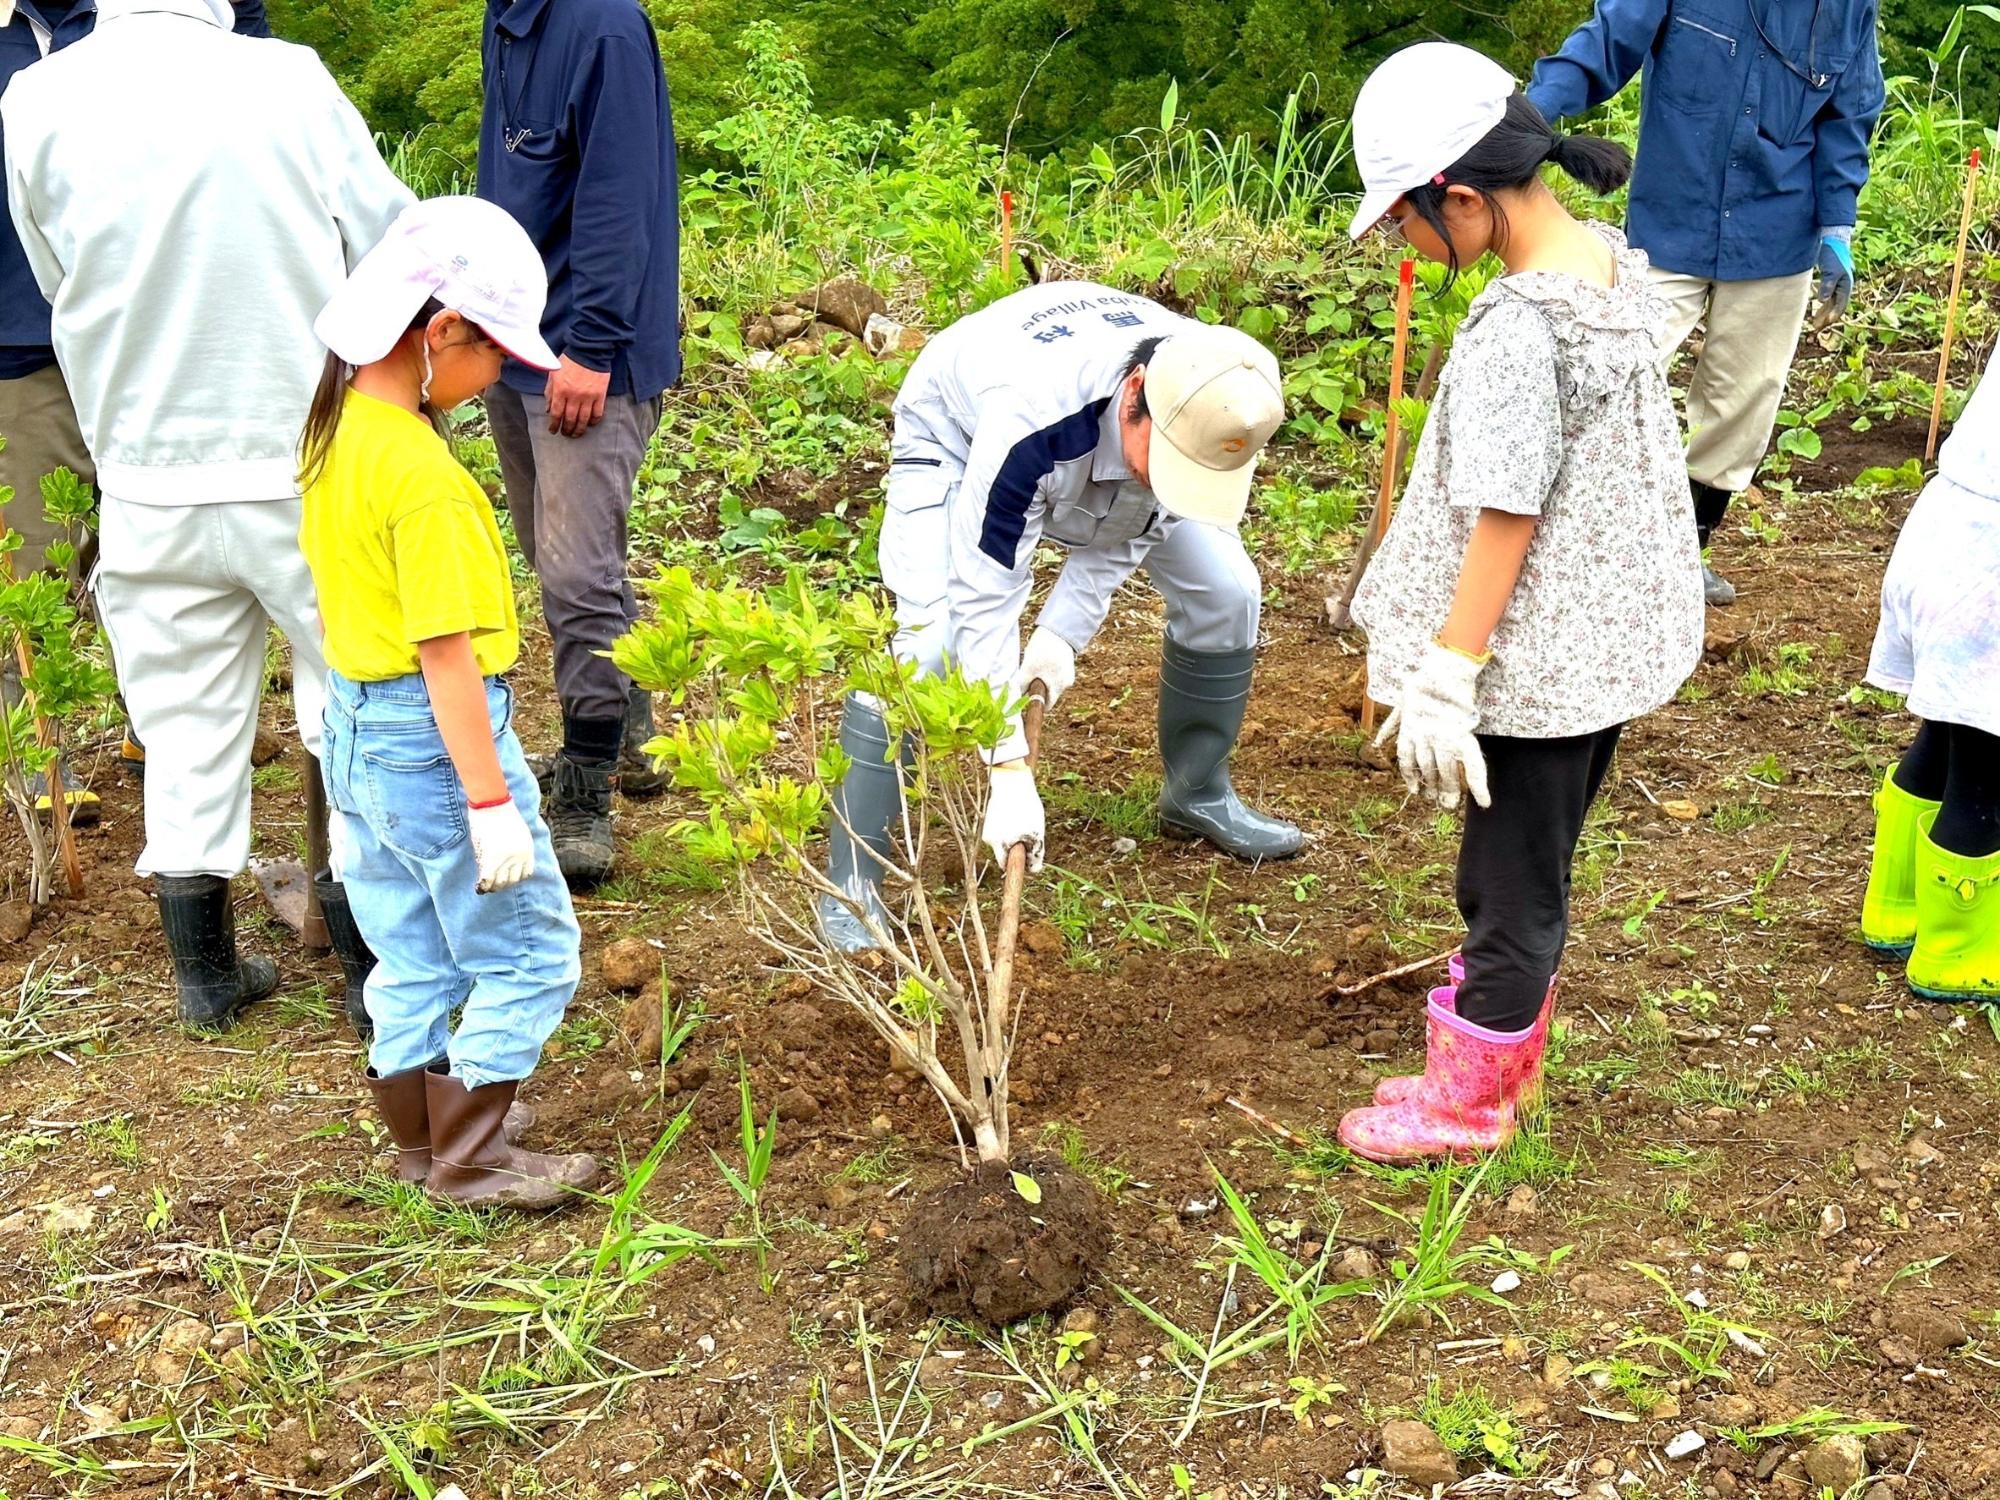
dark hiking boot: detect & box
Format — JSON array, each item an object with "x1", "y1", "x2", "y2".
[
  {"x1": 547, "y1": 755, "x2": 616, "y2": 889},
  {"x1": 617, "y1": 685, "x2": 667, "y2": 798},
  {"x1": 157, "y1": 874, "x2": 278, "y2": 1031}
]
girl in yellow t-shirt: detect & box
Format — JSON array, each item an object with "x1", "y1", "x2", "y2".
[{"x1": 299, "y1": 197, "x2": 596, "y2": 1211}]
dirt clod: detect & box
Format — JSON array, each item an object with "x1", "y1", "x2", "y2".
[
  {"x1": 808, "y1": 278, "x2": 888, "y2": 338},
  {"x1": 600, "y1": 938, "x2": 657, "y2": 992},
  {"x1": 250, "y1": 725, "x2": 286, "y2": 766},
  {"x1": 1020, "y1": 922, "x2": 1065, "y2": 956},
  {"x1": 1886, "y1": 1304, "x2": 1968, "y2": 1353},
  {"x1": 897, "y1": 1158, "x2": 1110, "y2": 1325},
  {"x1": 1380, "y1": 1418, "x2": 1459, "y2": 1486},
  {"x1": 0, "y1": 901, "x2": 31, "y2": 945},
  {"x1": 775, "y1": 1087, "x2": 821, "y2": 1123}
]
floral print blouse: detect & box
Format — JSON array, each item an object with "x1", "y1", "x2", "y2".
[{"x1": 1353, "y1": 225, "x2": 1705, "y2": 738}]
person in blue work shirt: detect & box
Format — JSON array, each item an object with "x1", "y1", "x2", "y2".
[
  {"x1": 0, "y1": 0, "x2": 267, "y2": 813},
  {"x1": 478, "y1": 0, "x2": 679, "y2": 891},
  {"x1": 1526, "y1": 0, "x2": 1885, "y2": 607}
]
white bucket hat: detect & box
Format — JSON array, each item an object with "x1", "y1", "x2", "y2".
[
  {"x1": 314, "y1": 195, "x2": 560, "y2": 371},
  {"x1": 1348, "y1": 42, "x2": 1519, "y2": 240},
  {"x1": 1141, "y1": 325, "x2": 1285, "y2": 529}
]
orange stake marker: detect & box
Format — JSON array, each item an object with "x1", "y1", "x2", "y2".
[
  {"x1": 1361, "y1": 258, "x2": 1416, "y2": 737},
  {"x1": 999, "y1": 189, "x2": 1015, "y2": 284},
  {"x1": 1927, "y1": 147, "x2": 1981, "y2": 463}
]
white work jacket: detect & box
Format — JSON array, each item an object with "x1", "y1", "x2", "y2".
[
  {"x1": 888, "y1": 281, "x2": 1197, "y2": 707},
  {"x1": 2, "y1": 0, "x2": 412, "y2": 504}
]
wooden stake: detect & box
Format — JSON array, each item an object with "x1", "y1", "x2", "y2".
[
  {"x1": 999, "y1": 190, "x2": 1016, "y2": 285},
  {"x1": 985, "y1": 682, "x2": 1047, "y2": 1090},
  {"x1": 1360, "y1": 258, "x2": 1416, "y2": 736},
  {"x1": 1927, "y1": 147, "x2": 1981, "y2": 463}
]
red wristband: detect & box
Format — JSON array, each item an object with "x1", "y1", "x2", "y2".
[{"x1": 467, "y1": 793, "x2": 512, "y2": 811}]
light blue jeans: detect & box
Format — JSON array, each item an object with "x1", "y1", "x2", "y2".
[{"x1": 321, "y1": 670, "x2": 581, "y2": 1086}]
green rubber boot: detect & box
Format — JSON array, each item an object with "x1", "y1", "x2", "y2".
[
  {"x1": 1859, "y1": 769, "x2": 1941, "y2": 957},
  {"x1": 1906, "y1": 832, "x2": 2000, "y2": 1002}
]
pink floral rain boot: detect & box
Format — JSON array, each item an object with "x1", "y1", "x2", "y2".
[
  {"x1": 1340, "y1": 987, "x2": 1545, "y2": 1164},
  {"x1": 1375, "y1": 964, "x2": 1557, "y2": 1106}
]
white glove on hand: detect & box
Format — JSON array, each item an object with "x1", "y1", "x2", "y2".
[
  {"x1": 468, "y1": 800, "x2": 537, "y2": 892},
  {"x1": 982, "y1": 765, "x2": 1046, "y2": 872},
  {"x1": 1375, "y1": 643, "x2": 1491, "y2": 811},
  {"x1": 1014, "y1": 626, "x2": 1078, "y2": 708}
]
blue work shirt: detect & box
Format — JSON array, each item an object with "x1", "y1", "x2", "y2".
[
  {"x1": 0, "y1": 0, "x2": 267, "y2": 379},
  {"x1": 478, "y1": 0, "x2": 679, "y2": 400},
  {"x1": 1526, "y1": 0, "x2": 1885, "y2": 282}
]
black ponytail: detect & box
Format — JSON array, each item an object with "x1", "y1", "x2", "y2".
[{"x1": 1402, "y1": 93, "x2": 1633, "y2": 288}]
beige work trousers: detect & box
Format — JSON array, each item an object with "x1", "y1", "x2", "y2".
[
  {"x1": 0, "y1": 362, "x2": 96, "y2": 577},
  {"x1": 1648, "y1": 266, "x2": 1814, "y2": 495}
]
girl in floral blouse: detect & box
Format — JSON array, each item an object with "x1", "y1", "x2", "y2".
[{"x1": 1338, "y1": 43, "x2": 1705, "y2": 1163}]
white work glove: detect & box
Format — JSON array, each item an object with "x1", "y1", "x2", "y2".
[
  {"x1": 1014, "y1": 626, "x2": 1078, "y2": 708},
  {"x1": 468, "y1": 799, "x2": 536, "y2": 892},
  {"x1": 982, "y1": 764, "x2": 1046, "y2": 872},
  {"x1": 1375, "y1": 642, "x2": 1491, "y2": 811}
]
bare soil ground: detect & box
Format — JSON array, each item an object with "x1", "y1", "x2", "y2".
[{"x1": 1, "y1": 391, "x2": 1997, "y2": 1500}]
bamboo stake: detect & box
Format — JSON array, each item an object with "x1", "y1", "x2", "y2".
[
  {"x1": 999, "y1": 190, "x2": 1016, "y2": 285},
  {"x1": 1927, "y1": 147, "x2": 1981, "y2": 463},
  {"x1": 1326, "y1": 340, "x2": 1441, "y2": 630},
  {"x1": 0, "y1": 552, "x2": 83, "y2": 900},
  {"x1": 1360, "y1": 258, "x2": 1416, "y2": 736}
]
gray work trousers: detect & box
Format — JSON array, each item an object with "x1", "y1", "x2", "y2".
[{"x1": 486, "y1": 385, "x2": 661, "y2": 725}]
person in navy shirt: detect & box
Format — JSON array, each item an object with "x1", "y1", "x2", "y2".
[
  {"x1": 1526, "y1": 0, "x2": 1884, "y2": 606},
  {"x1": 477, "y1": 0, "x2": 679, "y2": 891}
]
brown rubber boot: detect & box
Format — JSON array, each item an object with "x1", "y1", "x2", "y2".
[
  {"x1": 423, "y1": 1068, "x2": 597, "y2": 1210},
  {"x1": 366, "y1": 1061, "x2": 536, "y2": 1185},
  {"x1": 365, "y1": 1064, "x2": 433, "y2": 1184}
]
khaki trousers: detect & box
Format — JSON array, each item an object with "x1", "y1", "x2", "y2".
[
  {"x1": 1648, "y1": 266, "x2": 1814, "y2": 495},
  {"x1": 0, "y1": 363, "x2": 95, "y2": 576}
]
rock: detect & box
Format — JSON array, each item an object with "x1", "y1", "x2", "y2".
[
  {"x1": 1818, "y1": 1203, "x2": 1848, "y2": 1240},
  {"x1": 809, "y1": 278, "x2": 888, "y2": 338},
  {"x1": 769, "y1": 311, "x2": 809, "y2": 340},
  {"x1": 1724, "y1": 1251, "x2": 1752, "y2": 1271},
  {"x1": 1714, "y1": 1395, "x2": 1758, "y2": 1425},
  {"x1": 1505, "y1": 1184, "x2": 1539, "y2": 1216},
  {"x1": 0, "y1": 1415, "x2": 39, "y2": 1442},
  {"x1": 1649, "y1": 1392, "x2": 1683, "y2": 1419},
  {"x1": 868, "y1": 1114, "x2": 894, "y2": 1138},
  {"x1": 1803, "y1": 1435, "x2": 1868, "y2": 1494},
  {"x1": 1851, "y1": 1144, "x2": 1891, "y2": 1174},
  {"x1": 1362, "y1": 1026, "x2": 1400, "y2": 1055},
  {"x1": 250, "y1": 725, "x2": 286, "y2": 766},
  {"x1": 1109, "y1": 836, "x2": 1138, "y2": 858},
  {"x1": 775, "y1": 1087, "x2": 821, "y2": 1123},
  {"x1": 1888, "y1": 1305, "x2": 1969, "y2": 1354},
  {"x1": 1703, "y1": 621, "x2": 1748, "y2": 662},
  {"x1": 1665, "y1": 1430, "x2": 1707, "y2": 1461},
  {"x1": 1491, "y1": 1270, "x2": 1523, "y2": 1295},
  {"x1": 745, "y1": 314, "x2": 779, "y2": 349},
  {"x1": 1660, "y1": 798, "x2": 1702, "y2": 821},
  {"x1": 1334, "y1": 1246, "x2": 1380, "y2": 1282},
  {"x1": 619, "y1": 985, "x2": 664, "y2": 1058},
  {"x1": 1903, "y1": 1137, "x2": 1940, "y2": 1166},
  {"x1": 0, "y1": 900, "x2": 31, "y2": 946},
  {"x1": 600, "y1": 938, "x2": 657, "y2": 993},
  {"x1": 1020, "y1": 922, "x2": 1065, "y2": 957},
  {"x1": 1542, "y1": 1353, "x2": 1574, "y2": 1387},
  {"x1": 1380, "y1": 1419, "x2": 1459, "y2": 1487}
]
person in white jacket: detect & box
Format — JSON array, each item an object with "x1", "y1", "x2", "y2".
[
  {"x1": 2, "y1": 0, "x2": 412, "y2": 1029},
  {"x1": 818, "y1": 281, "x2": 1300, "y2": 951}
]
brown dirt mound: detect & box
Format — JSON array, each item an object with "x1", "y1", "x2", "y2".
[{"x1": 896, "y1": 1155, "x2": 1111, "y2": 1324}]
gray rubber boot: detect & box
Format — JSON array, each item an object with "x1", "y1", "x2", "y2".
[
  {"x1": 1156, "y1": 638, "x2": 1303, "y2": 861},
  {"x1": 816, "y1": 695, "x2": 902, "y2": 952}
]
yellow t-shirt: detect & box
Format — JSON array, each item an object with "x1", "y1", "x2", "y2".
[{"x1": 301, "y1": 388, "x2": 519, "y2": 681}]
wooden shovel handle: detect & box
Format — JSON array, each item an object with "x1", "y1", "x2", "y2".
[{"x1": 989, "y1": 682, "x2": 1048, "y2": 1027}]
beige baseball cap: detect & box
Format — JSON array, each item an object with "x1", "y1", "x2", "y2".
[{"x1": 1142, "y1": 326, "x2": 1284, "y2": 528}]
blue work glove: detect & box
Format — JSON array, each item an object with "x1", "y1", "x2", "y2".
[{"x1": 1814, "y1": 227, "x2": 1855, "y2": 322}]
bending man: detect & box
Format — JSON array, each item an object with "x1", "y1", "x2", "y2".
[{"x1": 821, "y1": 281, "x2": 1299, "y2": 950}]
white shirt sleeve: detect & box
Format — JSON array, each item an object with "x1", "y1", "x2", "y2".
[
  {"x1": 307, "y1": 58, "x2": 415, "y2": 267},
  {"x1": 1, "y1": 96, "x2": 62, "y2": 302}
]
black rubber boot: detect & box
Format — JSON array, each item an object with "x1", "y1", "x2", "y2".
[
  {"x1": 548, "y1": 754, "x2": 616, "y2": 889},
  {"x1": 618, "y1": 684, "x2": 667, "y2": 798},
  {"x1": 815, "y1": 695, "x2": 902, "y2": 952},
  {"x1": 156, "y1": 874, "x2": 278, "y2": 1032},
  {"x1": 1156, "y1": 638, "x2": 1303, "y2": 861},
  {"x1": 1689, "y1": 478, "x2": 1737, "y2": 606},
  {"x1": 315, "y1": 873, "x2": 378, "y2": 1041}
]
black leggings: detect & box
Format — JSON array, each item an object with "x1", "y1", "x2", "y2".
[
  {"x1": 1455, "y1": 726, "x2": 1624, "y2": 1033},
  {"x1": 1892, "y1": 719, "x2": 2000, "y2": 857}
]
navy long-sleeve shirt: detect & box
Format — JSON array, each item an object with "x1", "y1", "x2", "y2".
[
  {"x1": 0, "y1": 0, "x2": 268, "y2": 378},
  {"x1": 1526, "y1": 0, "x2": 1884, "y2": 282},
  {"x1": 477, "y1": 0, "x2": 679, "y2": 400}
]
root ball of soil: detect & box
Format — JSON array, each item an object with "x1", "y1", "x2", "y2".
[{"x1": 897, "y1": 1157, "x2": 1110, "y2": 1325}]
